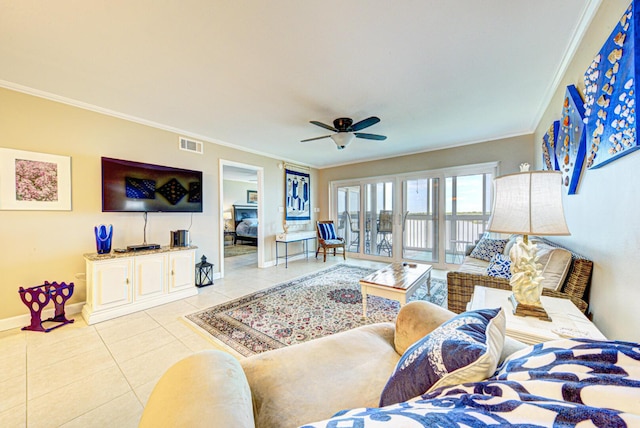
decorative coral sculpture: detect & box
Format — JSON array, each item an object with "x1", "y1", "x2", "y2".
[{"x1": 509, "y1": 237, "x2": 544, "y2": 307}]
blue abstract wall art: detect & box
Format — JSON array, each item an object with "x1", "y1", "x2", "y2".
[
  {"x1": 285, "y1": 168, "x2": 310, "y2": 221},
  {"x1": 555, "y1": 85, "x2": 586, "y2": 195},
  {"x1": 542, "y1": 120, "x2": 560, "y2": 171},
  {"x1": 583, "y1": 2, "x2": 639, "y2": 169}
]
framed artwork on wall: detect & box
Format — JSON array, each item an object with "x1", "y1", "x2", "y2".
[
  {"x1": 542, "y1": 120, "x2": 560, "y2": 171},
  {"x1": 0, "y1": 148, "x2": 72, "y2": 210},
  {"x1": 285, "y1": 168, "x2": 310, "y2": 221},
  {"x1": 583, "y1": 2, "x2": 639, "y2": 169},
  {"x1": 555, "y1": 85, "x2": 586, "y2": 195},
  {"x1": 247, "y1": 190, "x2": 257, "y2": 203}
]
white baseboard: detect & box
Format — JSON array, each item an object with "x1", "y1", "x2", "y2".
[
  {"x1": 0, "y1": 302, "x2": 85, "y2": 332},
  {"x1": 274, "y1": 252, "x2": 317, "y2": 267}
]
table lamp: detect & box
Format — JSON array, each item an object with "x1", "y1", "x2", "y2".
[
  {"x1": 486, "y1": 169, "x2": 570, "y2": 320},
  {"x1": 223, "y1": 211, "x2": 232, "y2": 231}
]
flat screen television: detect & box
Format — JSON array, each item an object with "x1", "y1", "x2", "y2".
[{"x1": 101, "y1": 157, "x2": 203, "y2": 212}]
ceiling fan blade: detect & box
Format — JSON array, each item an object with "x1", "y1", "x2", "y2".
[
  {"x1": 354, "y1": 132, "x2": 387, "y2": 141},
  {"x1": 350, "y1": 116, "x2": 380, "y2": 132},
  {"x1": 310, "y1": 121, "x2": 338, "y2": 132},
  {"x1": 301, "y1": 135, "x2": 332, "y2": 142}
]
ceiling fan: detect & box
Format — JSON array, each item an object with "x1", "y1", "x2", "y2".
[{"x1": 301, "y1": 116, "x2": 387, "y2": 150}]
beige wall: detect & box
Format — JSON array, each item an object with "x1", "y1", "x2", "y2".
[
  {"x1": 317, "y1": 135, "x2": 534, "y2": 218},
  {"x1": 223, "y1": 180, "x2": 257, "y2": 215},
  {"x1": 0, "y1": 88, "x2": 318, "y2": 321},
  {"x1": 533, "y1": 0, "x2": 638, "y2": 341}
]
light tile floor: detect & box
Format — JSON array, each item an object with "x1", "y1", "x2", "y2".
[{"x1": 0, "y1": 253, "x2": 446, "y2": 428}]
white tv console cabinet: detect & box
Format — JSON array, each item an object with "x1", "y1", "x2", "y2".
[{"x1": 82, "y1": 246, "x2": 197, "y2": 325}]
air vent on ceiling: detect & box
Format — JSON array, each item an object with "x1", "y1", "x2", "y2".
[{"x1": 179, "y1": 137, "x2": 203, "y2": 154}]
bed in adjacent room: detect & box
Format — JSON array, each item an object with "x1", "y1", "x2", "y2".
[{"x1": 233, "y1": 204, "x2": 258, "y2": 245}]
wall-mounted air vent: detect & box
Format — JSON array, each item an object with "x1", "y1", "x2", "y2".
[{"x1": 179, "y1": 137, "x2": 204, "y2": 154}]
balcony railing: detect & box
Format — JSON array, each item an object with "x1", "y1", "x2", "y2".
[{"x1": 338, "y1": 211, "x2": 488, "y2": 263}]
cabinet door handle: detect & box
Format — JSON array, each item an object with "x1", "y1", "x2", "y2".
[
  {"x1": 171, "y1": 270, "x2": 174, "y2": 276},
  {"x1": 126, "y1": 278, "x2": 129, "y2": 284}
]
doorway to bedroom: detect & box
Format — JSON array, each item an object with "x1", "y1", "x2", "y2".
[{"x1": 220, "y1": 161, "x2": 264, "y2": 277}]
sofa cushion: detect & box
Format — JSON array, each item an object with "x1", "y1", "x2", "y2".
[
  {"x1": 535, "y1": 244, "x2": 572, "y2": 291},
  {"x1": 505, "y1": 237, "x2": 572, "y2": 291},
  {"x1": 394, "y1": 301, "x2": 455, "y2": 355},
  {"x1": 241, "y1": 322, "x2": 401, "y2": 428},
  {"x1": 379, "y1": 307, "x2": 505, "y2": 407},
  {"x1": 469, "y1": 237, "x2": 508, "y2": 262},
  {"x1": 140, "y1": 351, "x2": 255, "y2": 428},
  {"x1": 457, "y1": 256, "x2": 490, "y2": 275},
  {"x1": 486, "y1": 253, "x2": 511, "y2": 279}
]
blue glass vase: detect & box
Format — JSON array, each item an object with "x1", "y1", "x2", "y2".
[{"x1": 95, "y1": 224, "x2": 113, "y2": 254}]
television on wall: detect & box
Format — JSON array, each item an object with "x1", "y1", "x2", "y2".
[{"x1": 101, "y1": 157, "x2": 203, "y2": 212}]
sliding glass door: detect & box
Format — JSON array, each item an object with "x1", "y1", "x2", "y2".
[
  {"x1": 364, "y1": 181, "x2": 394, "y2": 258},
  {"x1": 331, "y1": 162, "x2": 497, "y2": 268},
  {"x1": 336, "y1": 185, "x2": 361, "y2": 254},
  {"x1": 402, "y1": 177, "x2": 439, "y2": 263},
  {"x1": 445, "y1": 173, "x2": 493, "y2": 264},
  {"x1": 335, "y1": 180, "x2": 395, "y2": 260}
]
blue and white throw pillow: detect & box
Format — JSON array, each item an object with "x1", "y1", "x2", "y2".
[
  {"x1": 470, "y1": 237, "x2": 508, "y2": 262},
  {"x1": 486, "y1": 253, "x2": 512, "y2": 279},
  {"x1": 318, "y1": 223, "x2": 337, "y2": 240},
  {"x1": 379, "y1": 307, "x2": 505, "y2": 407}
]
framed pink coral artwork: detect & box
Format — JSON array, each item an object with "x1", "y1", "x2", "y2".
[{"x1": 0, "y1": 148, "x2": 71, "y2": 210}]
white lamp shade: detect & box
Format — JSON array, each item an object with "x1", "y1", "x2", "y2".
[
  {"x1": 223, "y1": 211, "x2": 232, "y2": 220},
  {"x1": 487, "y1": 171, "x2": 570, "y2": 236}
]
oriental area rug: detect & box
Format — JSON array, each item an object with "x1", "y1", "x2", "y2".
[{"x1": 185, "y1": 264, "x2": 447, "y2": 357}]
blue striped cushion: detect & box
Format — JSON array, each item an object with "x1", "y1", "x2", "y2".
[{"x1": 318, "y1": 223, "x2": 337, "y2": 240}]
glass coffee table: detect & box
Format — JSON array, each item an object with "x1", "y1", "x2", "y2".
[{"x1": 359, "y1": 262, "x2": 432, "y2": 317}]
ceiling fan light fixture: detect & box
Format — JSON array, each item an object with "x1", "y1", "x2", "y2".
[{"x1": 330, "y1": 133, "x2": 354, "y2": 149}]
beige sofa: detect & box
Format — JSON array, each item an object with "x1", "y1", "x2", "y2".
[
  {"x1": 139, "y1": 302, "x2": 525, "y2": 428},
  {"x1": 447, "y1": 235, "x2": 593, "y2": 314}
]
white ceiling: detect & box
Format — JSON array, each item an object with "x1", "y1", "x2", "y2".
[{"x1": 0, "y1": 0, "x2": 601, "y2": 168}]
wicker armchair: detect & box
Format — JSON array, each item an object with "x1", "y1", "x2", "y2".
[{"x1": 447, "y1": 238, "x2": 593, "y2": 314}]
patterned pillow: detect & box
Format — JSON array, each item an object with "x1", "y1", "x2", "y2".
[
  {"x1": 470, "y1": 237, "x2": 508, "y2": 262},
  {"x1": 486, "y1": 253, "x2": 511, "y2": 279},
  {"x1": 317, "y1": 223, "x2": 337, "y2": 240},
  {"x1": 379, "y1": 307, "x2": 505, "y2": 407}
]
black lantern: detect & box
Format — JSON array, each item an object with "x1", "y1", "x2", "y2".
[{"x1": 195, "y1": 255, "x2": 214, "y2": 287}]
